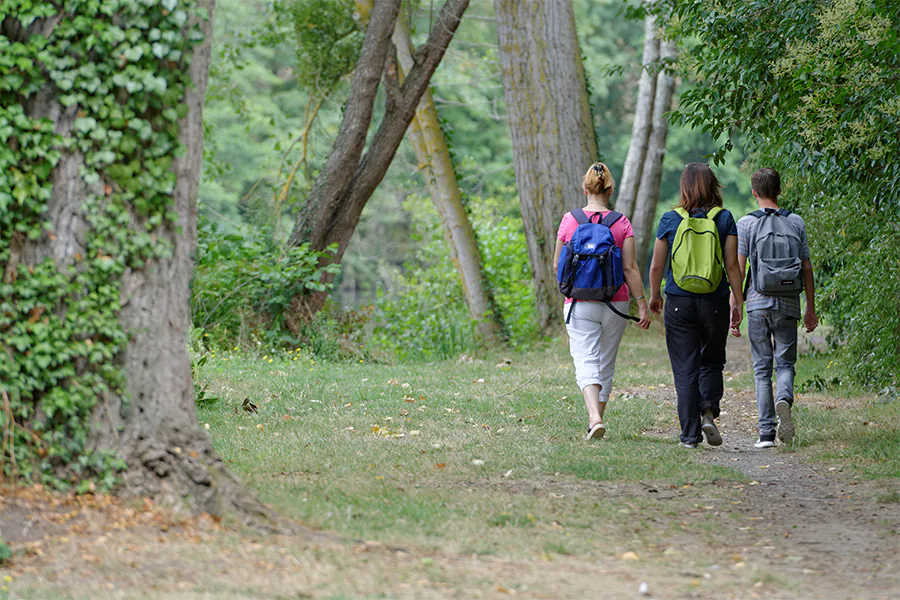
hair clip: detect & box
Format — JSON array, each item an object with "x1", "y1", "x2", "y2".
[{"x1": 593, "y1": 164, "x2": 604, "y2": 174}]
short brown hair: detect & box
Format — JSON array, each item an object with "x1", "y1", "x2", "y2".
[
  {"x1": 678, "y1": 163, "x2": 723, "y2": 212},
  {"x1": 751, "y1": 168, "x2": 781, "y2": 200},
  {"x1": 583, "y1": 162, "x2": 615, "y2": 196}
]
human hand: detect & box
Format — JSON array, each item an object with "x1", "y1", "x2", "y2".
[
  {"x1": 729, "y1": 297, "x2": 741, "y2": 337},
  {"x1": 804, "y1": 309, "x2": 819, "y2": 333},
  {"x1": 730, "y1": 303, "x2": 742, "y2": 336},
  {"x1": 649, "y1": 294, "x2": 664, "y2": 315},
  {"x1": 637, "y1": 303, "x2": 651, "y2": 330}
]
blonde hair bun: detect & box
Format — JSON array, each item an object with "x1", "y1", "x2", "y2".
[{"x1": 583, "y1": 162, "x2": 615, "y2": 196}]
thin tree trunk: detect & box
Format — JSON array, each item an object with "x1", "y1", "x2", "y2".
[
  {"x1": 287, "y1": 0, "x2": 470, "y2": 322},
  {"x1": 393, "y1": 16, "x2": 501, "y2": 341},
  {"x1": 493, "y1": 0, "x2": 598, "y2": 333},
  {"x1": 11, "y1": 1, "x2": 272, "y2": 523},
  {"x1": 617, "y1": 9, "x2": 659, "y2": 219},
  {"x1": 631, "y1": 41, "x2": 677, "y2": 265}
]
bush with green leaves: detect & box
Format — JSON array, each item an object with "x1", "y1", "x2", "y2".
[
  {"x1": 663, "y1": 0, "x2": 900, "y2": 386},
  {"x1": 191, "y1": 220, "x2": 340, "y2": 346},
  {"x1": 369, "y1": 197, "x2": 538, "y2": 361}
]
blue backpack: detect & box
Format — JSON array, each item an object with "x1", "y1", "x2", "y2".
[{"x1": 557, "y1": 209, "x2": 637, "y2": 324}]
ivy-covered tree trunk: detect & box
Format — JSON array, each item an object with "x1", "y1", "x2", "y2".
[
  {"x1": 1, "y1": 1, "x2": 268, "y2": 521},
  {"x1": 493, "y1": 0, "x2": 598, "y2": 333},
  {"x1": 287, "y1": 0, "x2": 470, "y2": 321},
  {"x1": 393, "y1": 16, "x2": 502, "y2": 342}
]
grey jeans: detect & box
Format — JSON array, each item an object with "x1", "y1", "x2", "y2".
[{"x1": 748, "y1": 309, "x2": 798, "y2": 438}]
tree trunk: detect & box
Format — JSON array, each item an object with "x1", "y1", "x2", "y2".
[
  {"x1": 393, "y1": 17, "x2": 502, "y2": 342},
  {"x1": 631, "y1": 41, "x2": 677, "y2": 264},
  {"x1": 287, "y1": 0, "x2": 470, "y2": 321},
  {"x1": 616, "y1": 9, "x2": 660, "y2": 218},
  {"x1": 493, "y1": 0, "x2": 598, "y2": 333},
  {"x1": 7, "y1": 2, "x2": 271, "y2": 523}
]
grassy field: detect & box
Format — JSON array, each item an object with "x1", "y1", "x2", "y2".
[
  {"x1": 4, "y1": 326, "x2": 897, "y2": 599},
  {"x1": 194, "y1": 325, "x2": 898, "y2": 557}
]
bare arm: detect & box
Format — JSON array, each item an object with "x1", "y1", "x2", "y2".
[
  {"x1": 621, "y1": 237, "x2": 650, "y2": 329},
  {"x1": 731, "y1": 254, "x2": 747, "y2": 307},
  {"x1": 648, "y1": 238, "x2": 668, "y2": 314},
  {"x1": 724, "y1": 235, "x2": 743, "y2": 305},
  {"x1": 553, "y1": 238, "x2": 563, "y2": 272},
  {"x1": 724, "y1": 235, "x2": 743, "y2": 333},
  {"x1": 802, "y1": 258, "x2": 818, "y2": 332}
]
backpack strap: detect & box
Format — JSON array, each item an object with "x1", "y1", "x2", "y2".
[
  {"x1": 706, "y1": 206, "x2": 724, "y2": 220},
  {"x1": 600, "y1": 210, "x2": 623, "y2": 228},
  {"x1": 605, "y1": 301, "x2": 640, "y2": 323},
  {"x1": 565, "y1": 299, "x2": 577, "y2": 324},
  {"x1": 748, "y1": 209, "x2": 767, "y2": 219},
  {"x1": 674, "y1": 207, "x2": 689, "y2": 220},
  {"x1": 777, "y1": 208, "x2": 792, "y2": 217},
  {"x1": 571, "y1": 209, "x2": 590, "y2": 225}
]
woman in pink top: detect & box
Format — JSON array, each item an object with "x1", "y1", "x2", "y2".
[{"x1": 553, "y1": 163, "x2": 651, "y2": 441}]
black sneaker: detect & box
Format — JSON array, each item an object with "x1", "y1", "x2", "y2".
[
  {"x1": 701, "y1": 411, "x2": 723, "y2": 446},
  {"x1": 754, "y1": 434, "x2": 776, "y2": 449},
  {"x1": 776, "y1": 400, "x2": 795, "y2": 444}
]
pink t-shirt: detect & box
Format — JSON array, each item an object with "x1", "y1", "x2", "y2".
[{"x1": 557, "y1": 209, "x2": 634, "y2": 303}]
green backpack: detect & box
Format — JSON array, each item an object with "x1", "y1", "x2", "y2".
[{"x1": 670, "y1": 206, "x2": 725, "y2": 294}]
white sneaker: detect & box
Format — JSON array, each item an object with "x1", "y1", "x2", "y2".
[
  {"x1": 681, "y1": 442, "x2": 698, "y2": 449},
  {"x1": 754, "y1": 438, "x2": 775, "y2": 449}
]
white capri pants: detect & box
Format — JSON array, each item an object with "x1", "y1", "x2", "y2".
[{"x1": 564, "y1": 301, "x2": 629, "y2": 401}]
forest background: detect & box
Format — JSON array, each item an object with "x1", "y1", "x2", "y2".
[{"x1": 192, "y1": 0, "x2": 897, "y2": 386}]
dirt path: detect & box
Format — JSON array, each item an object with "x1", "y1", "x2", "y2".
[{"x1": 698, "y1": 426, "x2": 898, "y2": 597}]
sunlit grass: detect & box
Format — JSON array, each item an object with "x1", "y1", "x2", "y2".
[{"x1": 195, "y1": 327, "x2": 748, "y2": 555}]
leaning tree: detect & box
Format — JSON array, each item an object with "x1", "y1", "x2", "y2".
[
  {"x1": 287, "y1": 0, "x2": 470, "y2": 319},
  {"x1": 1, "y1": 0, "x2": 266, "y2": 519}
]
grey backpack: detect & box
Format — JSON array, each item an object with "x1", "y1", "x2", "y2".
[{"x1": 745, "y1": 208, "x2": 804, "y2": 296}]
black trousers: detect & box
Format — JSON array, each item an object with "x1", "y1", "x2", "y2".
[{"x1": 664, "y1": 295, "x2": 730, "y2": 444}]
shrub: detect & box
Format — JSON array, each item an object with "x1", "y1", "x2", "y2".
[{"x1": 190, "y1": 219, "x2": 339, "y2": 347}]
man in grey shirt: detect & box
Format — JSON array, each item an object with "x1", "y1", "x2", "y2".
[{"x1": 733, "y1": 168, "x2": 819, "y2": 448}]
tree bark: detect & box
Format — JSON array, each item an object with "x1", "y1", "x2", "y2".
[
  {"x1": 14, "y1": 1, "x2": 272, "y2": 524},
  {"x1": 493, "y1": 0, "x2": 598, "y2": 333},
  {"x1": 393, "y1": 16, "x2": 502, "y2": 342},
  {"x1": 287, "y1": 0, "x2": 470, "y2": 321},
  {"x1": 616, "y1": 9, "x2": 659, "y2": 218},
  {"x1": 631, "y1": 41, "x2": 677, "y2": 264}
]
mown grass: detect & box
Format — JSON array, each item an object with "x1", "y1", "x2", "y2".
[
  {"x1": 195, "y1": 327, "x2": 742, "y2": 556},
  {"x1": 194, "y1": 325, "x2": 900, "y2": 558}
]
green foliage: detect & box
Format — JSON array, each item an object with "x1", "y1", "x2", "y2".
[
  {"x1": 369, "y1": 197, "x2": 538, "y2": 361},
  {"x1": 191, "y1": 219, "x2": 340, "y2": 346},
  {"x1": 0, "y1": 0, "x2": 203, "y2": 486},
  {"x1": 473, "y1": 205, "x2": 540, "y2": 346},
  {"x1": 288, "y1": 0, "x2": 364, "y2": 91},
  {"x1": 663, "y1": 0, "x2": 900, "y2": 386}
]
